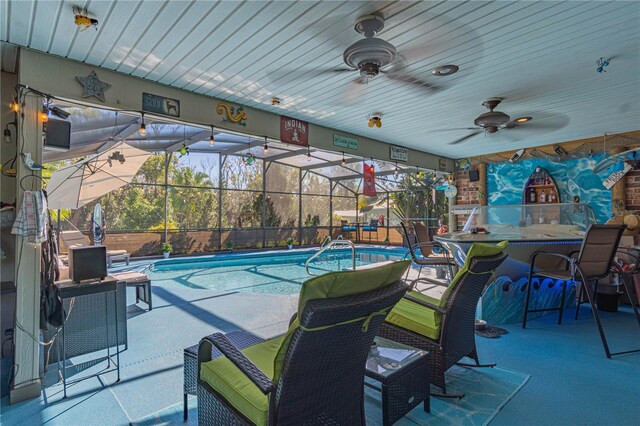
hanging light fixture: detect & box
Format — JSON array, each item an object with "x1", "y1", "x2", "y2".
[
  {"x1": 263, "y1": 136, "x2": 269, "y2": 155},
  {"x1": 416, "y1": 166, "x2": 420, "y2": 177},
  {"x1": 307, "y1": 145, "x2": 312, "y2": 161},
  {"x1": 10, "y1": 97, "x2": 20, "y2": 113},
  {"x1": 341, "y1": 152, "x2": 346, "y2": 166},
  {"x1": 209, "y1": 125, "x2": 215, "y2": 145},
  {"x1": 394, "y1": 162, "x2": 399, "y2": 176},
  {"x1": 40, "y1": 106, "x2": 49, "y2": 122},
  {"x1": 139, "y1": 112, "x2": 147, "y2": 136}
]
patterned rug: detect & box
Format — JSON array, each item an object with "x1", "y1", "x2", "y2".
[{"x1": 131, "y1": 364, "x2": 530, "y2": 426}]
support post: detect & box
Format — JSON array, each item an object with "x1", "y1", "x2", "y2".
[
  {"x1": 262, "y1": 159, "x2": 267, "y2": 248},
  {"x1": 329, "y1": 182, "x2": 333, "y2": 238},
  {"x1": 477, "y1": 163, "x2": 488, "y2": 225},
  {"x1": 164, "y1": 152, "x2": 170, "y2": 243},
  {"x1": 298, "y1": 169, "x2": 302, "y2": 245},
  {"x1": 448, "y1": 175, "x2": 457, "y2": 232},
  {"x1": 218, "y1": 154, "x2": 224, "y2": 250},
  {"x1": 10, "y1": 94, "x2": 43, "y2": 404}
]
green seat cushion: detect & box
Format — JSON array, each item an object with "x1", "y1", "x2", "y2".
[
  {"x1": 386, "y1": 290, "x2": 442, "y2": 340},
  {"x1": 200, "y1": 336, "x2": 284, "y2": 426}
]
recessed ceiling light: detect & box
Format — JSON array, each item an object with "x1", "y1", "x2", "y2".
[
  {"x1": 432, "y1": 64, "x2": 459, "y2": 76},
  {"x1": 515, "y1": 117, "x2": 532, "y2": 123}
]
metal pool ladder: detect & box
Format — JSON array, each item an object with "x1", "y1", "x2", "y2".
[{"x1": 305, "y1": 238, "x2": 356, "y2": 275}]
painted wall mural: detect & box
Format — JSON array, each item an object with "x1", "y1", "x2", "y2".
[{"x1": 486, "y1": 155, "x2": 611, "y2": 224}]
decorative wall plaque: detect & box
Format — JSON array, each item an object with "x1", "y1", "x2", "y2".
[
  {"x1": 280, "y1": 116, "x2": 308, "y2": 146},
  {"x1": 75, "y1": 71, "x2": 111, "y2": 102},
  {"x1": 390, "y1": 145, "x2": 408, "y2": 162},
  {"x1": 216, "y1": 103, "x2": 247, "y2": 126},
  {"x1": 142, "y1": 93, "x2": 180, "y2": 117},
  {"x1": 333, "y1": 134, "x2": 359, "y2": 150}
]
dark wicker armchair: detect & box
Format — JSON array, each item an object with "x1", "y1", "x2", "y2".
[
  {"x1": 197, "y1": 261, "x2": 410, "y2": 425},
  {"x1": 380, "y1": 242, "x2": 508, "y2": 397}
]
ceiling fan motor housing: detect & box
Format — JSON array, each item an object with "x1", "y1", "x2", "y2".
[
  {"x1": 474, "y1": 111, "x2": 511, "y2": 128},
  {"x1": 343, "y1": 37, "x2": 396, "y2": 78}
]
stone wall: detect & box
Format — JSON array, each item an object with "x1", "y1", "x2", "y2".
[{"x1": 625, "y1": 170, "x2": 640, "y2": 211}]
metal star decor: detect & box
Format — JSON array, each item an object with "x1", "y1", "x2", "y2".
[{"x1": 75, "y1": 71, "x2": 111, "y2": 101}]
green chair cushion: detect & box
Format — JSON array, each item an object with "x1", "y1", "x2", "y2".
[
  {"x1": 386, "y1": 290, "x2": 442, "y2": 340},
  {"x1": 200, "y1": 336, "x2": 285, "y2": 426}
]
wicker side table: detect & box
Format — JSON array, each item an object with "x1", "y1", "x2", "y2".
[
  {"x1": 183, "y1": 330, "x2": 264, "y2": 421},
  {"x1": 366, "y1": 336, "x2": 430, "y2": 426}
]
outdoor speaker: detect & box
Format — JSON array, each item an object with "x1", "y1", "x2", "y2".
[
  {"x1": 69, "y1": 246, "x2": 107, "y2": 283},
  {"x1": 44, "y1": 118, "x2": 71, "y2": 151},
  {"x1": 469, "y1": 169, "x2": 480, "y2": 182}
]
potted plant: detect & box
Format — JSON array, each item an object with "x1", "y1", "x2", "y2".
[
  {"x1": 286, "y1": 237, "x2": 294, "y2": 250},
  {"x1": 162, "y1": 242, "x2": 172, "y2": 259},
  {"x1": 224, "y1": 241, "x2": 234, "y2": 253}
]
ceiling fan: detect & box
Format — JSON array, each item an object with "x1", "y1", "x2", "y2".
[
  {"x1": 439, "y1": 98, "x2": 533, "y2": 145},
  {"x1": 327, "y1": 15, "x2": 456, "y2": 91}
]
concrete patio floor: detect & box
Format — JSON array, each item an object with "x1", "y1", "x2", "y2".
[{"x1": 2, "y1": 262, "x2": 639, "y2": 425}]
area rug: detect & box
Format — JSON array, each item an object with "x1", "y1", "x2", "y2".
[{"x1": 131, "y1": 365, "x2": 530, "y2": 426}]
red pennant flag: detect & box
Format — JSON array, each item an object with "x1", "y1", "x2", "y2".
[{"x1": 363, "y1": 163, "x2": 376, "y2": 196}]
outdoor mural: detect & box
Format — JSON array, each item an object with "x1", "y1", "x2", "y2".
[{"x1": 486, "y1": 154, "x2": 611, "y2": 223}]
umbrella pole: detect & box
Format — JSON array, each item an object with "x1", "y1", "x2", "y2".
[{"x1": 57, "y1": 209, "x2": 61, "y2": 249}]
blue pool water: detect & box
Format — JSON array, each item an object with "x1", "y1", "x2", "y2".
[{"x1": 147, "y1": 247, "x2": 406, "y2": 294}]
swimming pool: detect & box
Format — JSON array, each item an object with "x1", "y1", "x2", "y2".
[{"x1": 147, "y1": 247, "x2": 406, "y2": 294}]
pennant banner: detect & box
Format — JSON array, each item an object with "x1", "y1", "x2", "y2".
[{"x1": 363, "y1": 163, "x2": 376, "y2": 196}]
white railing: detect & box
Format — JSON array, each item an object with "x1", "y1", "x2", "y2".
[{"x1": 305, "y1": 239, "x2": 356, "y2": 276}]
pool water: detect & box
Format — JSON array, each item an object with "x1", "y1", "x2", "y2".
[{"x1": 147, "y1": 248, "x2": 405, "y2": 294}]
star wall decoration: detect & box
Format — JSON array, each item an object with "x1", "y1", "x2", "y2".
[{"x1": 75, "y1": 71, "x2": 111, "y2": 102}]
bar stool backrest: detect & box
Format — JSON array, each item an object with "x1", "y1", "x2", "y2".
[
  {"x1": 576, "y1": 224, "x2": 626, "y2": 279},
  {"x1": 411, "y1": 221, "x2": 433, "y2": 258}
]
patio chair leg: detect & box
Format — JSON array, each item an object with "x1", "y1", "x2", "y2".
[
  {"x1": 431, "y1": 386, "x2": 464, "y2": 399},
  {"x1": 522, "y1": 268, "x2": 535, "y2": 328},
  {"x1": 620, "y1": 277, "x2": 640, "y2": 328},
  {"x1": 558, "y1": 279, "x2": 568, "y2": 325},
  {"x1": 582, "y1": 278, "x2": 612, "y2": 358},
  {"x1": 575, "y1": 281, "x2": 585, "y2": 320},
  {"x1": 456, "y1": 350, "x2": 496, "y2": 368}
]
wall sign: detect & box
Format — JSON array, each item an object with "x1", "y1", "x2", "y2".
[
  {"x1": 280, "y1": 116, "x2": 308, "y2": 146},
  {"x1": 439, "y1": 158, "x2": 447, "y2": 171},
  {"x1": 333, "y1": 134, "x2": 359, "y2": 150},
  {"x1": 451, "y1": 204, "x2": 480, "y2": 215},
  {"x1": 390, "y1": 145, "x2": 408, "y2": 162},
  {"x1": 142, "y1": 93, "x2": 180, "y2": 117}
]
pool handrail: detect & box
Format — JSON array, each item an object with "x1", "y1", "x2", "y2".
[{"x1": 305, "y1": 239, "x2": 356, "y2": 275}]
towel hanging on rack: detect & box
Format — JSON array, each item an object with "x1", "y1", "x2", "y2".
[{"x1": 12, "y1": 190, "x2": 49, "y2": 244}]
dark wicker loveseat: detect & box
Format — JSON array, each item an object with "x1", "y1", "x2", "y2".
[
  {"x1": 380, "y1": 242, "x2": 508, "y2": 396},
  {"x1": 197, "y1": 261, "x2": 410, "y2": 425}
]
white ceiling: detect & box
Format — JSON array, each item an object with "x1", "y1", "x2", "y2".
[{"x1": 3, "y1": 1, "x2": 639, "y2": 159}]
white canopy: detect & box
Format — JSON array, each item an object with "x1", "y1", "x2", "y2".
[{"x1": 46, "y1": 142, "x2": 150, "y2": 210}]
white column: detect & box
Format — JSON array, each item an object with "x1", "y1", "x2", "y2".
[{"x1": 10, "y1": 93, "x2": 43, "y2": 404}]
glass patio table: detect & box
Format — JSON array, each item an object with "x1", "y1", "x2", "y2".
[{"x1": 365, "y1": 336, "x2": 430, "y2": 426}]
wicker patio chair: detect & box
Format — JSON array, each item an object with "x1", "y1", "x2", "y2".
[
  {"x1": 197, "y1": 260, "x2": 411, "y2": 425},
  {"x1": 401, "y1": 221, "x2": 456, "y2": 283},
  {"x1": 380, "y1": 241, "x2": 508, "y2": 397},
  {"x1": 523, "y1": 224, "x2": 640, "y2": 358}
]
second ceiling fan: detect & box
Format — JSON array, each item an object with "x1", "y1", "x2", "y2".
[{"x1": 439, "y1": 98, "x2": 533, "y2": 145}]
